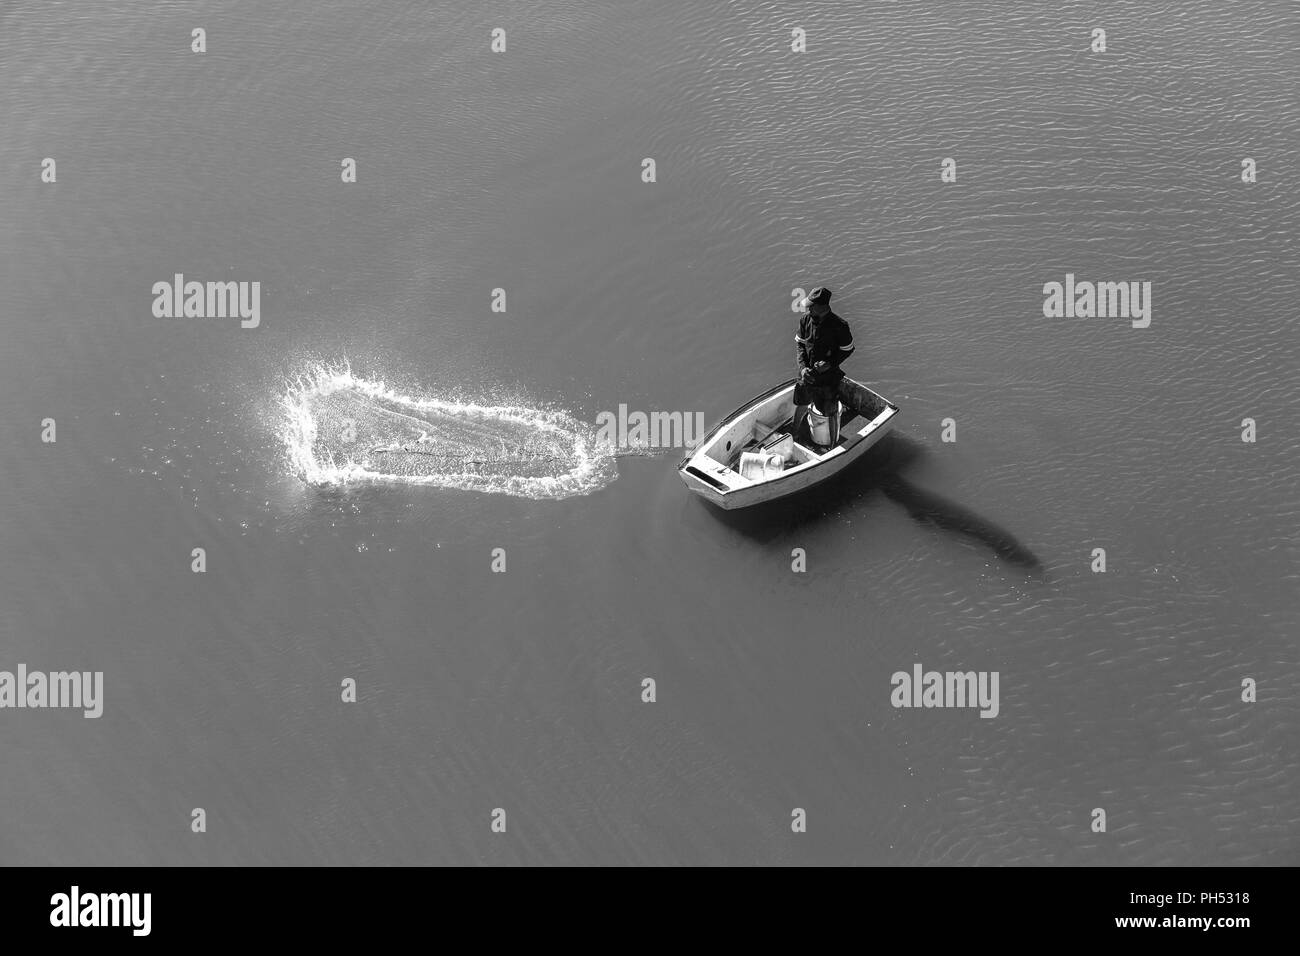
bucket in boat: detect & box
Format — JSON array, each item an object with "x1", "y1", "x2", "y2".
[
  {"x1": 807, "y1": 402, "x2": 840, "y2": 446},
  {"x1": 739, "y1": 451, "x2": 785, "y2": 479}
]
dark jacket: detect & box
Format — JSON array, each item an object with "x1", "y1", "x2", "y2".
[{"x1": 796, "y1": 310, "x2": 855, "y2": 383}]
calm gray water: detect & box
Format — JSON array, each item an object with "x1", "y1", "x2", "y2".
[{"x1": 1, "y1": 0, "x2": 1297, "y2": 865}]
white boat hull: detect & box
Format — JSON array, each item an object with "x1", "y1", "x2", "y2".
[{"x1": 678, "y1": 377, "x2": 899, "y2": 510}]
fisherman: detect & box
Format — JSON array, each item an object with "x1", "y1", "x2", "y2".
[{"x1": 793, "y1": 286, "x2": 855, "y2": 446}]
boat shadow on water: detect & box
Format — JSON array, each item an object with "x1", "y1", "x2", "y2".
[{"x1": 699, "y1": 432, "x2": 1043, "y2": 571}]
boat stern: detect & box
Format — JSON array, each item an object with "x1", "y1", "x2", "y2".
[{"x1": 678, "y1": 454, "x2": 742, "y2": 508}]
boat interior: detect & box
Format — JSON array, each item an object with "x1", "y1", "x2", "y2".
[{"x1": 693, "y1": 383, "x2": 889, "y2": 481}]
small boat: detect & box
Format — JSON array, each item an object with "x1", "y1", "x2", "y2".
[{"x1": 678, "y1": 376, "x2": 899, "y2": 510}]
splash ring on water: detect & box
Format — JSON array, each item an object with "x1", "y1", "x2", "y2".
[{"x1": 280, "y1": 363, "x2": 617, "y2": 499}]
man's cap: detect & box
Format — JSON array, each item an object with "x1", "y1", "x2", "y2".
[{"x1": 798, "y1": 286, "x2": 832, "y2": 309}]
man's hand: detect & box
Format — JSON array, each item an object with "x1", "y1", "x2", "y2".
[{"x1": 799, "y1": 367, "x2": 813, "y2": 384}]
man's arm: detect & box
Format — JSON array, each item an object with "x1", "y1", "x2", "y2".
[
  {"x1": 820, "y1": 322, "x2": 855, "y2": 371},
  {"x1": 807, "y1": 323, "x2": 855, "y2": 380},
  {"x1": 795, "y1": 316, "x2": 813, "y2": 380}
]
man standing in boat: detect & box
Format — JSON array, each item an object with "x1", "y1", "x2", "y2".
[{"x1": 793, "y1": 286, "x2": 855, "y2": 445}]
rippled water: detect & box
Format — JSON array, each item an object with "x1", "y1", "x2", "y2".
[{"x1": 0, "y1": 0, "x2": 1296, "y2": 865}]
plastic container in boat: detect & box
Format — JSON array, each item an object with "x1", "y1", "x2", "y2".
[
  {"x1": 739, "y1": 451, "x2": 785, "y2": 479},
  {"x1": 762, "y1": 432, "x2": 795, "y2": 460}
]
